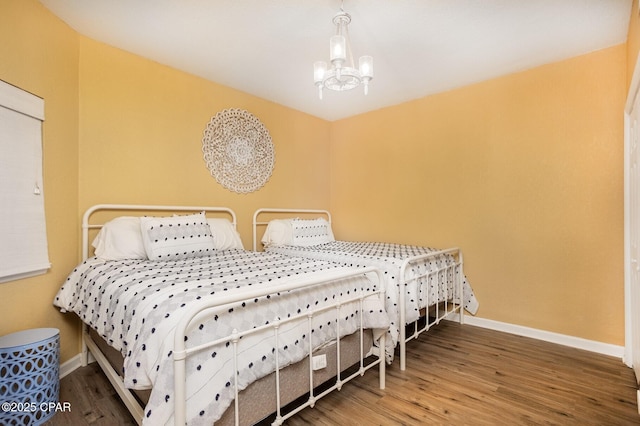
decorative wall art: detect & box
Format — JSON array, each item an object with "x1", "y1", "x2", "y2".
[{"x1": 202, "y1": 109, "x2": 275, "y2": 193}]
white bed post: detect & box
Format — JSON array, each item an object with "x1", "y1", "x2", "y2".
[
  {"x1": 80, "y1": 207, "x2": 97, "y2": 367},
  {"x1": 377, "y1": 305, "x2": 386, "y2": 390},
  {"x1": 458, "y1": 250, "x2": 465, "y2": 325},
  {"x1": 399, "y1": 273, "x2": 408, "y2": 371},
  {"x1": 80, "y1": 324, "x2": 89, "y2": 367}
]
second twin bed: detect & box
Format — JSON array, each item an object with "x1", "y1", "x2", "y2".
[{"x1": 253, "y1": 208, "x2": 479, "y2": 371}]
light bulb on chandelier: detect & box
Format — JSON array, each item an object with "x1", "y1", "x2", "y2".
[{"x1": 313, "y1": 3, "x2": 373, "y2": 100}]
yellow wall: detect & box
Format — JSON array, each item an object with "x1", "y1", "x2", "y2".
[
  {"x1": 330, "y1": 45, "x2": 626, "y2": 344},
  {"x1": 0, "y1": 0, "x2": 81, "y2": 363},
  {"x1": 0, "y1": 0, "x2": 632, "y2": 364},
  {"x1": 77, "y1": 37, "x2": 331, "y2": 247}
]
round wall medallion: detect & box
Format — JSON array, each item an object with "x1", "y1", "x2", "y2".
[{"x1": 202, "y1": 109, "x2": 275, "y2": 193}]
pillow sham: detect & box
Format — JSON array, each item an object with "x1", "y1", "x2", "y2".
[
  {"x1": 261, "y1": 219, "x2": 294, "y2": 247},
  {"x1": 261, "y1": 218, "x2": 335, "y2": 247},
  {"x1": 140, "y1": 212, "x2": 216, "y2": 261},
  {"x1": 207, "y1": 218, "x2": 244, "y2": 250},
  {"x1": 291, "y1": 218, "x2": 335, "y2": 246},
  {"x1": 92, "y1": 216, "x2": 147, "y2": 261}
]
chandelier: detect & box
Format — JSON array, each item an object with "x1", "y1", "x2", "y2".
[{"x1": 313, "y1": 4, "x2": 373, "y2": 99}]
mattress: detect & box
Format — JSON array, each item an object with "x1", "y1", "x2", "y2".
[{"x1": 54, "y1": 249, "x2": 388, "y2": 425}]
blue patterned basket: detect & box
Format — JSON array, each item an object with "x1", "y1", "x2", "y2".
[{"x1": 0, "y1": 328, "x2": 60, "y2": 426}]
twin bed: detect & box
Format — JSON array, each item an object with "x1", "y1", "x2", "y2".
[
  {"x1": 54, "y1": 204, "x2": 478, "y2": 425},
  {"x1": 253, "y1": 208, "x2": 479, "y2": 371}
]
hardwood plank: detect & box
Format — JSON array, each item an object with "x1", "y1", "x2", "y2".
[
  {"x1": 45, "y1": 322, "x2": 639, "y2": 425},
  {"x1": 47, "y1": 362, "x2": 136, "y2": 425}
]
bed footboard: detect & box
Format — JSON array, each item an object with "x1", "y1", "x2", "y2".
[
  {"x1": 398, "y1": 247, "x2": 463, "y2": 371},
  {"x1": 173, "y1": 266, "x2": 387, "y2": 426},
  {"x1": 79, "y1": 267, "x2": 386, "y2": 426}
]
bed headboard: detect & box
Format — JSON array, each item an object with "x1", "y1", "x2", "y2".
[
  {"x1": 252, "y1": 208, "x2": 331, "y2": 251},
  {"x1": 82, "y1": 204, "x2": 237, "y2": 260}
]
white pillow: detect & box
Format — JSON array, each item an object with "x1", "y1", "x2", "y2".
[
  {"x1": 261, "y1": 218, "x2": 335, "y2": 247},
  {"x1": 140, "y1": 212, "x2": 216, "y2": 261},
  {"x1": 291, "y1": 218, "x2": 335, "y2": 247},
  {"x1": 261, "y1": 219, "x2": 294, "y2": 247},
  {"x1": 92, "y1": 216, "x2": 147, "y2": 261},
  {"x1": 207, "y1": 218, "x2": 244, "y2": 250}
]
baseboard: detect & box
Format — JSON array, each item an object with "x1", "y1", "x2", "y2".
[
  {"x1": 59, "y1": 315, "x2": 625, "y2": 378},
  {"x1": 59, "y1": 353, "x2": 82, "y2": 379},
  {"x1": 58, "y1": 351, "x2": 96, "y2": 379},
  {"x1": 449, "y1": 314, "x2": 625, "y2": 360}
]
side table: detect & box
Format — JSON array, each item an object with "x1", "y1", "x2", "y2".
[{"x1": 0, "y1": 328, "x2": 60, "y2": 425}]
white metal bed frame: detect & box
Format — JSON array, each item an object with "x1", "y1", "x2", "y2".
[
  {"x1": 252, "y1": 208, "x2": 464, "y2": 371},
  {"x1": 77, "y1": 204, "x2": 387, "y2": 425}
]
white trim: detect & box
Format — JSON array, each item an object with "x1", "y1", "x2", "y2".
[
  {"x1": 625, "y1": 110, "x2": 633, "y2": 368},
  {"x1": 626, "y1": 53, "x2": 640, "y2": 115},
  {"x1": 625, "y1": 50, "x2": 640, "y2": 373},
  {"x1": 450, "y1": 315, "x2": 625, "y2": 360},
  {"x1": 59, "y1": 353, "x2": 83, "y2": 379},
  {"x1": 59, "y1": 349, "x2": 96, "y2": 379}
]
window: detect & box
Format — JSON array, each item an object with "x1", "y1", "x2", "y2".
[{"x1": 0, "y1": 80, "x2": 50, "y2": 283}]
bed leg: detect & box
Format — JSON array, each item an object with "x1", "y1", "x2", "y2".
[
  {"x1": 458, "y1": 251, "x2": 465, "y2": 326},
  {"x1": 81, "y1": 324, "x2": 89, "y2": 367},
  {"x1": 379, "y1": 334, "x2": 386, "y2": 390}
]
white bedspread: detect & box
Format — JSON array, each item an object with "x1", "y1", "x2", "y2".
[
  {"x1": 266, "y1": 241, "x2": 479, "y2": 356},
  {"x1": 54, "y1": 249, "x2": 388, "y2": 425}
]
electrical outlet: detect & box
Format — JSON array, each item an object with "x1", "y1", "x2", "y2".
[{"x1": 312, "y1": 354, "x2": 327, "y2": 370}]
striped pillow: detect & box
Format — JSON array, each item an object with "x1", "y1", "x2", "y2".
[{"x1": 140, "y1": 212, "x2": 215, "y2": 261}]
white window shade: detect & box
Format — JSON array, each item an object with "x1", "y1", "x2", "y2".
[{"x1": 0, "y1": 80, "x2": 50, "y2": 283}]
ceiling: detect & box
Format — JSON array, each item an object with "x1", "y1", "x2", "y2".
[{"x1": 39, "y1": 0, "x2": 632, "y2": 121}]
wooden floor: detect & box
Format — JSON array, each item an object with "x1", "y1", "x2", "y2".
[{"x1": 47, "y1": 322, "x2": 639, "y2": 425}]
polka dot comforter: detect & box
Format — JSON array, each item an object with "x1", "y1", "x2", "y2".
[
  {"x1": 54, "y1": 249, "x2": 389, "y2": 425},
  {"x1": 266, "y1": 241, "x2": 480, "y2": 352}
]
